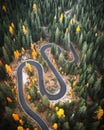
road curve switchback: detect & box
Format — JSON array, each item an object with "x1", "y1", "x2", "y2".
[{"x1": 16, "y1": 43, "x2": 79, "y2": 130}]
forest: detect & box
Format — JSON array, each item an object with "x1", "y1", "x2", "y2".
[{"x1": 0, "y1": 0, "x2": 104, "y2": 130}]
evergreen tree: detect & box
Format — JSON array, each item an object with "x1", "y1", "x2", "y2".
[
  {"x1": 42, "y1": 95, "x2": 49, "y2": 107},
  {"x1": 64, "y1": 32, "x2": 70, "y2": 50},
  {"x1": 58, "y1": 53, "x2": 64, "y2": 66},
  {"x1": 55, "y1": 27, "x2": 60, "y2": 44},
  {"x1": 2, "y1": 47, "x2": 10, "y2": 64},
  {"x1": 29, "y1": 85, "x2": 38, "y2": 101},
  {"x1": 63, "y1": 121, "x2": 70, "y2": 130},
  {"x1": 0, "y1": 66, "x2": 6, "y2": 80}
]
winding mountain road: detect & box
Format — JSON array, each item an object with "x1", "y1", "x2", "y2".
[
  {"x1": 17, "y1": 60, "x2": 49, "y2": 130},
  {"x1": 16, "y1": 43, "x2": 79, "y2": 130}
]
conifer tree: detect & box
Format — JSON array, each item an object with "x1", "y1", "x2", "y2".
[
  {"x1": 0, "y1": 66, "x2": 6, "y2": 80},
  {"x1": 55, "y1": 27, "x2": 60, "y2": 44},
  {"x1": 2, "y1": 47, "x2": 10, "y2": 64},
  {"x1": 29, "y1": 85, "x2": 38, "y2": 101},
  {"x1": 58, "y1": 53, "x2": 64, "y2": 66},
  {"x1": 42, "y1": 95, "x2": 49, "y2": 107}
]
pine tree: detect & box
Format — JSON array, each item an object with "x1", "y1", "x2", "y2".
[
  {"x1": 88, "y1": 73, "x2": 95, "y2": 85},
  {"x1": 67, "y1": 32, "x2": 71, "y2": 50},
  {"x1": 51, "y1": 44, "x2": 56, "y2": 55},
  {"x1": 64, "y1": 32, "x2": 70, "y2": 50},
  {"x1": 63, "y1": 122, "x2": 70, "y2": 130},
  {"x1": 4, "y1": 43, "x2": 12, "y2": 62},
  {"x1": 55, "y1": 27, "x2": 60, "y2": 44},
  {"x1": 78, "y1": 33, "x2": 83, "y2": 48},
  {"x1": 22, "y1": 35, "x2": 26, "y2": 48},
  {"x1": 64, "y1": 62, "x2": 69, "y2": 74},
  {"x1": 82, "y1": 41, "x2": 88, "y2": 54},
  {"x1": 4, "y1": 35, "x2": 11, "y2": 51},
  {"x1": 29, "y1": 85, "x2": 37, "y2": 101},
  {"x1": 2, "y1": 47, "x2": 10, "y2": 64},
  {"x1": 0, "y1": 66, "x2": 6, "y2": 80},
  {"x1": 58, "y1": 53, "x2": 64, "y2": 66},
  {"x1": 42, "y1": 95, "x2": 49, "y2": 107}
]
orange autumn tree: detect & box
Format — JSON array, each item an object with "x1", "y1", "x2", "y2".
[
  {"x1": 52, "y1": 123, "x2": 58, "y2": 130},
  {"x1": 7, "y1": 97, "x2": 12, "y2": 103},
  {"x1": 5, "y1": 64, "x2": 12, "y2": 75},
  {"x1": 14, "y1": 50, "x2": 20, "y2": 60},
  {"x1": 26, "y1": 128, "x2": 30, "y2": 130},
  {"x1": 12, "y1": 113, "x2": 19, "y2": 121},
  {"x1": 0, "y1": 60, "x2": 3, "y2": 66},
  {"x1": 9, "y1": 25, "x2": 14, "y2": 35},
  {"x1": 2, "y1": 5, "x2": 7, "y2": 12},
  {"x1": 17, "y1": 126, "x2": 24, "y2": 130},
  {"x1": 34, "y1": 128, "x2": 39, "y2": 130},
  {"x1": 96, "y1": 107, "x2": 104, "y2": 120}
]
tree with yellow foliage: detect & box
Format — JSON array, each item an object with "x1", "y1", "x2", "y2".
[
  {"x1": 19, "y1": 119, "x2": 24, "y2": 125},
  {"x1": 60, "y1": 13, "x2": 64, "y2": 23},
  {"x1": 27, "y1": 94, "x2": 31, "y2": 100},
  {"x1": 33, "y1": 3, "x2": 37, "y2": 14},
  {"x1": 21, "y1": 47, "x2": 25, "y2": 55},
  {"x1": 96, "y1": 107, "x2": 104, "y2": 120},
  {"x1": 55, "y1": 106, "x2": 59, "y2": 111},
  {"x1": 70, "y1": 19, "x2": 73, "y2": 25},
  {"x1": 14, "y1": 50, "x2": 20, "y2": 60},
  {"x1": 17, "y1": 126, "x2": 24, "y2": 130},
  {"x1": 72, "y1": 81, "x2": 77, "y2": 87},
  {"x1": 26, "y1": 62, "x2": 32, "y2": 72},
  {"x1": 2, "y1": 5, "x2": 7, "y2": 12},
  {"x1": 76, "y1": 25, "x2": 81, "y2": 33},
  {"x1": 52, "y1": 123, "x2": 58, "y2": 130},
  {"x1": 9, "y1": 25, "x2": 14, "y2": 35},
  {"x1": 31, "y1": 43, "x2": 35, "y2": 50},
  {"x1": 65, "y1": 28, "x2": 69, "y2": 33},
  {"x1": 70, "y1": 18, "x2": 76, "y2": 25},
  {"x1": 11, "y1": 22, "x2": 15, "y2": 28},
  {"x1": 49, "y1": 101, "x2": 54, "y2": 109},
  {"x1": 5, "y1": 64, "x2": 12, "y2": 75},
  {"x1": 34, "y1": 127, "x2": 39, "y2": 130},
  {"x1": 26, "y1": 62, "x2": 34, "y2": 76},
  {"x1": 32, "y1": 49, "x2": 38, "y2": 59},
  {"x1": 56, "y1": 108, "x2": 65, "y2": 118},
  {"x1": 22, "y1": 25, "x2": 27, "y2": 35},
  {"x1": 26, "y1": 128, "x2": 30, "y2": 130}
]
